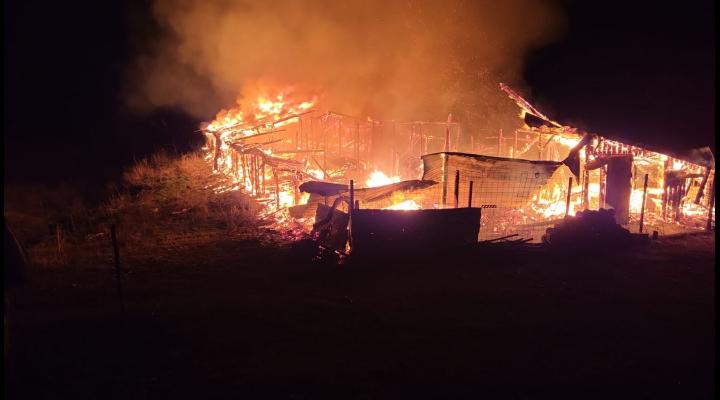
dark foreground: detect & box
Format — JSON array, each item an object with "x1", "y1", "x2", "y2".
[{"x1": 5, "y1": 232, "x2": 715, "y2": 399}]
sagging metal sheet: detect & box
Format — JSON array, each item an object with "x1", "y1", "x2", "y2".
[{"x1": 421, "y1": 152, "x2": 564, "y2": 208}]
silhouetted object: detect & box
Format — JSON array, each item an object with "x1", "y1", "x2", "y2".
[
  {"x1": 4, "y1": 220, "x2": 26, "y2": 289},
  {"x1": 110, "y1": 224, "x2": 125, "y2": 313},
  {"x1": 586, "y1": 155, "x2": 633, "y2": 225},
  {"x1": 542, "y1": 209, "x2": 646, "y2": 251},
  {"x1": 639, "y1": 174, "x2": 649, "y2": 233},
  {"x1": 5, "y1": 218, "x2": 27, "y2": 359}
]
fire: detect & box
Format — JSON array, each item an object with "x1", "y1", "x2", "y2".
[
  {"x1": 384, "y1": 200, "x2": 421, "y2": 210},
  {"x1": 200, "y1": 83, "x2": 714, "y2": 243},
  {"x1": 365, "y1": 170, "x2": 400, "y2": 187},
  {"x1": 207, "y1": 89, "x2": 317, "y2": 134}
]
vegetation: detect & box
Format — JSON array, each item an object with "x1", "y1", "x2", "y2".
[{"x1": 5, "y1": 151, "x2": 259, "y2": 267}]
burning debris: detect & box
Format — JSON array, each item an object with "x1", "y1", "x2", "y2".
[{"x1": 200, "y1": 84, "x2": 714, "y2": 253}]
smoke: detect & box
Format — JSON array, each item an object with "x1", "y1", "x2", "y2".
[{"x1": 126, "y1": 0, "x2": 565, "y2": 128}]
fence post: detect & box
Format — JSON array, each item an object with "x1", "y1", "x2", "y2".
[
  {"x1": 440, "y1": 154, "x2": 449, "y2": 208},
  {"x1": 707, "y1": 177, "x2": 715, "y2": 231},
  {"x1": 565, "y1": 177, "x2": 573, "y2": 218},
  {"x1": 110, "y1": 224, "x2": 125, "y2": 313},
  {"x1": 454, "y1": 170, "x2": 460, "y2": 208},
  {"x1": 468, "y1": 181, "x2": 474, "y2": 207},
  {"x1": 55, "y1": 223, "x2": 63, "y2": 261},
  {"x1": 639, "y1": 174, "x2": 649, "y2": 233}
]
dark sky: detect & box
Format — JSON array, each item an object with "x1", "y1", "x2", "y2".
[
  {"x1": 3, "y1": 0, "x2": 715, "y2": 186},
  {"x1": 524, "y1": 0, "x2": 715, "y2": 152}
]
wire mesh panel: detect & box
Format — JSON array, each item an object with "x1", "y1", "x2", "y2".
[{"x1": 421, "y1": 152, "x2": 567, "y2": 241}]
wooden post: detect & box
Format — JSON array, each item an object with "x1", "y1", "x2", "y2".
[
  {"x1": 441, "y1": 154, "x2": 449, "y2": 208},
  {"x1": 349, "y1": 180, "x2": 354, "y2": 215},
  {"x1": 348, "y1": 179, "x2": 355, "y2": 250},
  {"x1": 454, "y1": 170, "x2": 460, "y2": 208},
  {"x1": 639, "y1": 173, "x2": 649, "y2": 233},
  {"x1": 514, "y1": 130, "x2": 518, "y2": 158},
  {"x1": 55, "y1": 223, "x2": 63, "y2": 260},
  {"x1": 565, "y1": 177, "x2": 573, "y2": 218},
  {"x1": 410, "y1": 125, "x2": 415, "y2": 159},
  {"x1": 338, "y1": 119, "x2": 342, "y2": 157},
  {"x1": 538, "y1": 131, "x2": 542, "y2": 160},
  {"x1": 293, "y1": 171, "x2": 299, "y2": 205},
  {"x1": 695, "y1": 166, "x2": 711, "y2": 204},
  {"x1": 468, "y1": 181, "x2": 474, "y2": 207},
  {"x1": 260, "y1": 161, "x2": 265, "y2": 195},
  {"x1": 298, "y1": 118, "x2": 303, "y2": 150},
  {"x1": 274, "y1": 168, "x2": 280, "y2": 210},
  {"x1": 582, "y1": 168, "x2": 590, "y2": 209},
  {"x1": 444, "y1": 114, "x2": 451, "y2": 152},
  {"x1": 392, "y1": 122, "x2": 398, "y2": 175},
  {"x1": 110, "y1": 224, "x2": 125, "y2": 313},
  {"x1": 457, "y1": 126, "x2": 462, "y2": 153},
  {"x1": 706, "y1": 177, "x2": 715, "y2": 231},
  {"x1": 212, "y1": 132, "x2": 222, "y2": 171},
  {"x1": 662, "y1": 158, "x2": 670, "y2": 220},
  {"x1": 498, "y1": 129, "x2": 503, "y2": 157},
  {"x1": 241, "y1": 155, "x2": 247, "y2": 189},
  {"x1": 255, "y1": 156, "x2": 261, "y2": 195},
  {"x1": 599, "y1": 166, "x2": 606, "y2": 209},
  {"x1": 309, "y1": 117, "x2": 314, "y2": 149},
  {"x1": 323, "y1": 140, "x2": 327, "y2": 180},
  {"x1": 251, "y1": 155, "x2": 257, "y2": 196},
  {"x1": 355, "y1": 122, "x2": 360, "y2": 166}
]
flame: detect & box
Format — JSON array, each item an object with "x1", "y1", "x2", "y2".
[
  {"x1": 384, "y1": 200, "x2": 421, "y2": 210},
  {"x1": 201, "y1": 85, "x2": 713, "y2": 241},
  {"x1": 365, "y1": 170, "x2": 400, "y2": 187},
  {"x1": 207, "y1": 89, "x2": 317, "y2": 133}
]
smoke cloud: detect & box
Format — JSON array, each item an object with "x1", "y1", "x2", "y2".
[{"x1": 126, "y1": 0, "x2": 565, "y2": 129}]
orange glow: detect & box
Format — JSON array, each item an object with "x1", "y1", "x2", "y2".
[
  {"x1": 384, "y1": 200, "x2": 421, "y2": 210},
  {"x1": 365, "y1": 170, "x2": 400, "y2": 187}
]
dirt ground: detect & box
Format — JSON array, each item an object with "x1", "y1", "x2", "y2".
[{"x1": 4, "y1": 230, "x2": 715, "y2": 399}]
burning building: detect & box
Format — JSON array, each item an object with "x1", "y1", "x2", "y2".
[{"x1": 202, "y1": 84, "x2": 715, "y2": 249}]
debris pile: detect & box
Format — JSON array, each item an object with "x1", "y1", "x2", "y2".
[{"x1": 542, "y1": 209, "x2": 642, "y2": 249}]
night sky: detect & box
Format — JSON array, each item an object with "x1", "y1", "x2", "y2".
[{"x1": 3, "y1": 0, "x2": 715, "y2": 187}]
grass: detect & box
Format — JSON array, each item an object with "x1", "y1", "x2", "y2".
[{"x1": 5, "y1": 151, "x2": 261, "y2": 268}]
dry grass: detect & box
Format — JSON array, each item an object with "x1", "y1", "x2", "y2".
[
  {"x1": 9, "y1": 151, "x2": 261, "y2": 267},
  {"x1": 106, "y1": 151, "x2": 258, "y2": 233}
]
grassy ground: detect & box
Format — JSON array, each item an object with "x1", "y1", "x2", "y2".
[
  {"x1": 4, "y1": 230, "x2": 715, "y2": 398},
  {"x1": 4, "y1": 153, "x2": 715, "y2": 398}
]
